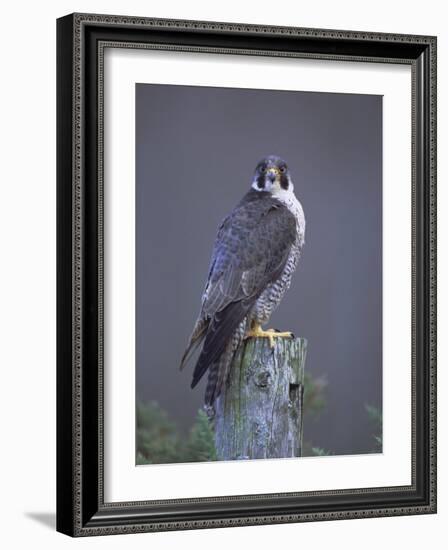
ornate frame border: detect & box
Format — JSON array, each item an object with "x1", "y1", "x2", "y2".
[{"x1": 56, "y1": 13, "x2": 437, "y2": 537}]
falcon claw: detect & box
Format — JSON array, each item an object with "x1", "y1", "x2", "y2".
[
  {"x1": 245, "y1": 325, "x2": 294, "y2": 348},
  {"x1": 273, "y1": 328, "x2": 294, "y2": 337}
]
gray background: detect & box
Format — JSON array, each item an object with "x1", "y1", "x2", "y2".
[{"x1": 136, "y1": 83, "x2": 382, "y2": 456}]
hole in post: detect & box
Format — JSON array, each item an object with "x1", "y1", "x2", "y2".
[{"x1": 289, "y1": 383, "x2": 303, "y2": 408}]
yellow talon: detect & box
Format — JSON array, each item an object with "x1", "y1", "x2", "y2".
[{"x1": 244, "y1": 323, "x2": 293, "y2": 349}]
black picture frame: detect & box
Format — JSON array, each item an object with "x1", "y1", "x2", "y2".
[{"x1": 57, "y1": 13, "x2": 437, "y2": 537}]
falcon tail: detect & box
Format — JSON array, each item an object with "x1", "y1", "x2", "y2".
[
  {"x1": 179, "y1": 318, "x2": 208, "y2": 371},
  {"x1": 190, "y1": 299, "x2": 254, "y2": 404},
  {"x1": 203, "y1": 341, "x2": 236, "y2": 405}
]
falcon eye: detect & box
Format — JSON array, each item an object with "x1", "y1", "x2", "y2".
[
  {"x1": 260, "y1": 166, "x2": 266, "y2": 173},
  {"x1": 280, "y1": 166, "x2": 286, "y2": 173}
]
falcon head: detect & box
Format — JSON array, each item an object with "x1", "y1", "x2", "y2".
[{"x1": 252, "y1": 155, "x2": 294, "y2": 194}]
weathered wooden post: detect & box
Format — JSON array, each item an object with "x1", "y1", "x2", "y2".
[{"x1": 214, "y1": 337, "x2": 307, "y2": 460}]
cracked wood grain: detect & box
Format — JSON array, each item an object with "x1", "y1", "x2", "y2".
[{"x1": 214, "y1": 337, "x2": 307, "y2": 460}]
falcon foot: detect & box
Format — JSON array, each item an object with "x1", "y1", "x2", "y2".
[
  {"x1": 244, "y1": 324, "x2": 293, "y2": 349},
  {"x1": 274, "y1": 328, "x2": 295, "y2": 339}
]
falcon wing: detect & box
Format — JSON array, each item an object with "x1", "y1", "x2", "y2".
[{"x1": 190, "y1": 193, "x2": 297, "y2": 389}]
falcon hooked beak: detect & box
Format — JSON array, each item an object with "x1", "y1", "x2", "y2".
[{"x1": 266, "y1": 167, "x2": 280, "y2": 183}]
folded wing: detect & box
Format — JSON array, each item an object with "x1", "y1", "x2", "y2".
[{"x1": 187, "y1": 194, "x2": 297, "y2": 397}]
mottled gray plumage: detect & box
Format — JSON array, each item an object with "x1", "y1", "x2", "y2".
[{"x1": 181, "y1": 156, "x2": 305, "y2": 405}]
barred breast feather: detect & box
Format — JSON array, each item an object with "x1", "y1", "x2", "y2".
[{"x1": 252, "y1": 188, "x2": 305, "y2": 325}]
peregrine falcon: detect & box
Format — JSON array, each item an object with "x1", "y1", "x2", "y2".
[{"x1": 180, "y1": 155, "x2": 305, "y2": 406}]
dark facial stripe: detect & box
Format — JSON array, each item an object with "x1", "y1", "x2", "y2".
[
  {"x1": 256, "y1": 174, "x2": 265, "y2": 189},
  {"x1": 280, "y1": 173, "x2": 289, "y2": 190}
]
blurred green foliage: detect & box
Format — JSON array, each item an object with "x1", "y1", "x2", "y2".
[
  {"x1": 136, "y1": 401, "x2": 216, "y2": 465},
  {"x1": 136, "y1": 376, "x2": 382, "y2": 464},
  {"x1": 365, "y1": 403, "x2": 383, "y2": 452},
  {"x1": 310, "y1": 446, "x2": 333, "y2": 456},
  {"x1": 302, "y1": 379, "x2": 383, "y2": 457},
  {"x1": 303, "y1": 372, "x2": 328, "y2": 420},
  {"x1": 302, "y1": 371, "x2": 328, "y2": 457},
  {"x1": 185, "y1": 408, "x2": 218, "y2": 462}
]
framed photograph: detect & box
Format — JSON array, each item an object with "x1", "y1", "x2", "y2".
[{"x1": 57, "y1": 13, "x2": 437, "y2": 536}]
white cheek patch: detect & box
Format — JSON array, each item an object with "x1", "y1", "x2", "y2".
[
  {"x1": 251, "y1": 175, "x2": 293, "y2": 192},
  {"x1": 251, "y1": 178, "x2": 274, "y2": 192}
]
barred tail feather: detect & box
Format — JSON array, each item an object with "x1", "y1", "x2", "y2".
[
  {"x1": 205, "y1": 344, "x2": 232, "y2": 405},
  {"x1": 204, "y1": 362, "x2": 221, "y2": 406},
  {"x1": 203, "y1": 321, "x2": 247, "y2": 406},
  {"x1": 190, "y1": 299, "x2": 253, "y2": 390}
]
